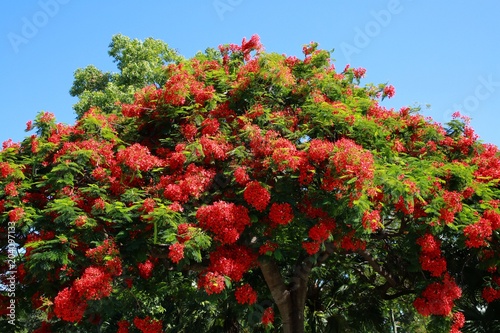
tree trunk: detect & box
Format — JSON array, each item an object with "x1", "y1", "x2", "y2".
[{"x1": 259, "y1": 258, "x2": 311, "y2": 333}]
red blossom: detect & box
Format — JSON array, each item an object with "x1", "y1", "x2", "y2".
[
  {"x1": 268, "y1": 202, "x2": 294, "y2": 226},
  {"x1": 413, "y1": 274, "x2": 461, "y2": 316},
  {"x1": 362, "y1": 210, "x2": 381, "y2": 232},
  {"x1": 196, "y1": 201, "x2": 250, "y2": 244},
  {"x1": 464, "y1": 218, "x2": 492, "y2": 248},
  {"x1": 234, "y1": 166, "x2": 250, "y2": 185},
  {"x1": 302, "y1": 241, "x2": 320, "y2": 255},
  {"x1": 138, "y1": 259, "x2": 154, "y2": 279},
  {"x1": 450, "y1": 312, "x2": 465, "y2": 333},
  {"x1": 308, "y1": 139, "x2": 334, "y2": 164},
  {"x1": 417, "y1": 234, "x2": 447, "y2": 277},
  {"x1": 116, "y1": 144, "x2": 163, "y2": 172},
  {"x1": 261, "y1": 307, "x2": 274, "y2": 326},
  {"x1": 259, "y1": 241, "x2": 278, "y2": 255},
  {"x1": 235, "y1": 283, "x2": 257, "y2": 305},
  {"x1": 73, "y1": 266, "x2": 113, "y2": 300},
  {"x1": 133, "y1": 316, "x2": 163, "y2": 333},
  {"x1": 168, "y1": 243, "x2": 185, "y2": 263},
  {"x1": 117, "y1": 320, "x2": 130, "y2": 333},
  {"x1": 9, "y1": 207, "x2": 24, "y2": 222},
  {"x1": 0, "y1": 162, "x2": 14, "y2": 178},
  {"x1": 244, "y1": 181, "x2": 270, "y2": 211},
  {"x1": 383, "y1": 85, "x2": 395, "y2": 98},
  {"x1": 198, "y1": 271, "x2": 226, "y2": 295},
  {"x1": 54, "y1": 287, "x2": 87, "y2": 322}
]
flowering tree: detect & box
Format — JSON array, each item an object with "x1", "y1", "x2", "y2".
[{"x1": 1, "y1": 35, "x2": 500, "y2": 333}]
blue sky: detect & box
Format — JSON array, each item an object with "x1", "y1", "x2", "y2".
[{"x1": 1, "y1": 1, "x2": 500, "y2": 146}]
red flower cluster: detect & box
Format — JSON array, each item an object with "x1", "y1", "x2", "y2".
[
  {"x1": 362, "y1": 210, "x2": 381, "y2": 232},
  {"x1": 302, "y1": 241, "x2": 321, "y2": 255},
  {"x1": 0, "y1": 162, "x2": 14, "y2": 178},
  {"x1": 73, "y1": 266, "x2": 113, "y2": 300},
  {"x1": 308, "y1": 139, "x2": 334, "y2": 164},
  {"x1": 161, "y1": 163, "x2": 216, "y2": 203},
  {"x1": 197, "y1": 271, "x2": 226, "y2": 295},
  {"x1": 116, "y1": 143, "x2": 163, "y2": 172},
  {"x1": 234, "y1": 283, "x2": 257, "y2": 305},
  {"x1": 450, "y1": 312, "x2": 465, "y2": 333},
  {"x1": 261, "y1": 307, "x2": 274, "y2": 326},
  {"x1": 472, "y1": 144, "x2": 500, "y2": 182},
  {"x1": 482, "y1": 286, "x2": 500, "y2": 303},
  {"x1": 117, "y1": 320, "x2": 130, "y2": 333},
  {"x1": 439, "y1": 191, "x2": 463, "y2": 224},
  {"x1": 413, "y1": 274, "x2": 462, "y2": 316},
  {"x1": 85, "y1": 239, "x2": 119, "y2": 263},
  {"x1": 201, "y1": 118, "x2": 220, "y2": 136},
  {"x1": 234, "y1": 166, "x2": 250, "y2": 185},
  {"x1": 53, "y1": 287, "x2": 87, "y2": 322},
  {"x1": 417, "y1": 234, "x2": 447, "y2": 277},
  {"x1": 244, "y1": 181, "x2": 270, "y2": 211},
  {"x1": 268, "y1": 202, "x2": 294, "y2": 226},
  {"x1": 207, "y1": 245, "x2": 256, "y2": 282},
  {"x1": 168, "y1": 243, "x2": 185, "y2": 263},
  {"x1": 271, "y1": 138, "x2": 304, "y2": 172},
  {"x1": 383, "y1": 85, "x2": 395, "y2": 98},
  {"x1": 138, "y1": 259, "x2": 154, "y2": 279},
  {"x1": 8, "y1": 206, "x2": 24, "y2": 222},
  {"x1": 464, "y1": 218, "x2": 492, "y2": 248},
  {"x1": 133, "y1": 316, "x2": 163, "y2": 333},
  {"x1": 259, "y1": 241, "x2": 278, "y2": 255},
  {"x1": 196, "y1": 201, "x2": 250, "y2": 244},
  {"x1": 322, "y1": 138, "x2": 374, "y2": 197},
  {"x1": 4, "y1": 181, "x2": 18, "y2": 196},
  {"x1": 200, "y1": 135, "x2": 232, "y2": 161}
]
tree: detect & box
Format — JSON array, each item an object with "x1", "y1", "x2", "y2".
[
  {"x1": 1, "y1": 35, "x2": 500, "y2": 333},
  {"x1": 69, "y1": 34, "x2": 181, "y2": 118}
]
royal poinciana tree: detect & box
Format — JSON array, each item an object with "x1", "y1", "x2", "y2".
[{"x1": 1, "y1": 35, "x2": 500, "y2": 333}]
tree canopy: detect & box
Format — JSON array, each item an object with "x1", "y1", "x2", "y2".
[{"x1": 1, "y1": 35, "x2": 500, "y2": 333}]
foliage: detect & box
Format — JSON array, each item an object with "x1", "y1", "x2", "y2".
[{"x1": 1, "y1": 35, "x2": 500, "y2": 333}]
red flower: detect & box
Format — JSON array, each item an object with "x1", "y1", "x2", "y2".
[
  {"x1": 308, "y1": 139, "x2": 334, "y2": 164},
  {"x1": 482, "y1": 286, "x2": 500, "y2": 303},
  {"x1": 75, "y1": 215, "x2": 87, "y2": 227},
  {"x1": 73, "y1": 266, "x2": 113, "y2": 300},
  {"x1": 383, "y1": 85, "x2": 395, "y2": 98},
  {"x1": 302, "y1": 241, "x2": 320, "y2": 255},
  {"x1": 234, "y1": 166, "x2": 250, "y2": 186},
  {"x1": 117, "y1": 320, "x2": 130, "y2": 333},
  {"x1": 261, "y1": 307, "x2": 274, "y2": 326},
  {"x1": 269, "y1": 202, "x2": 294, "y2": 225},
  {"x1": 235, "y1": 283, "x2": 257, "y2": 305},
  {"x1": 54, "y1": 287, "x2": 87, "y2": 322},
  {"x1": 413, "y1": 274, "x2": 461, "y2": 316},
  {"x1": 133, "y1": 316, "x2": 163, "y2": 333},
  {"x1": 464, "y1": 218, "x2": 492, "y2": 248},
  {"x1": 450, "y1": 312, "x2": 465, "y2": 333},
  {"x1": 168, "y1": 243, "x2": 185, "y2": 263},
  {"x1": 5, "y1": 181, "x2": 18, "y2": 196},
  {"x1": 198, "y1": 271, "x2": 226, "y2": 295},
  {"x1": 116, "y1": 144, "x2": 162, "y2": 172},
  {"x1": 201, "y1": 118, "x2": 220, "y2": 136},
  {"x1": 362, "y1": 210, "x2": 381, "y2": 232},
  {"x1": 138, "y1": 259, "x2": 154, "y2": 279},
  {"x1": 8, "y1": 207, "x2": 24, "y2": 222},
  {"x1": 244, "y1": 181, "x2": 270, "y2": 211},
  {"x1": 259, "y1": 241, "x2": 278, "y2": 255},
  {"x1": 196, "y1": 201, "x2": 250, "y2": 244},
  {"x1": 417, "y1": 234, "x2": 447, "y2": 277}
]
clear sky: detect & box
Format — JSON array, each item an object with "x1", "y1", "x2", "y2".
[{"x1": 1, "y1": 1, "x2": 500, "y2": 146}]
